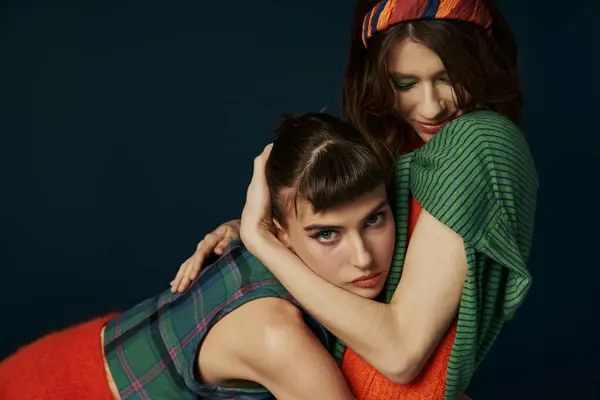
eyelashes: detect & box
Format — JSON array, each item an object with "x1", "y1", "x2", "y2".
[
  {"x1": 391, "y1": 77, "x2": 452, "y2": 91},
  {"x1": 309, "y1": 211, "x2": 387, "y2": 245}
]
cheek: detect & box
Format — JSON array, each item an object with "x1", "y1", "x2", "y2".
[
  {"x1": 373, "y1": 224, "x2": 396, "y2": 263},
  {"x1": 291, "y1": 238, "x2": 347, "y2": 284},
  {"x1": 394, "y1": 92, "x2": 415, "y2": 117},
  {"x1": 440, "y1": 85, "x2": 459, "y2": 109}
]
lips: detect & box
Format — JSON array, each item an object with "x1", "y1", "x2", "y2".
[
  {"x1": 351, "y1": 272, "x2": 383, "y2": 288},
  {"x1": 415, "y1": 112, "x2": 461, "y2": 135},
  {"x1": 352, "y1": 272, "x2": 379, "y2": 282},
  {"x1": 416, "y1": 119, "x2": 451, "y2": 135}
]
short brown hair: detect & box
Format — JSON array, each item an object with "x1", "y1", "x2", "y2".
[
  {"x1": 266, "y1": 113, "x2": 394, "y2": 224},
  {"x1": 343, "y1": 0, "x2": 522, "y2": 155}
]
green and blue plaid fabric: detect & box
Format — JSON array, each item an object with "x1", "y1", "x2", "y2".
[{"x1": 104, "y1": 239, "x2": 333, "y2": 399}]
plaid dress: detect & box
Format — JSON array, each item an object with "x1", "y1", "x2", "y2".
[{"x1": 103, "y1": 239, "x2": 333, "y2": 399}]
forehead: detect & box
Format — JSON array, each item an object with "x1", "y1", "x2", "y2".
[
  {"x1": 387, "y1": 37, "x2": 445, "y2": 75},
  {"x1": 292, "y1": 186, "x2": 388, "y2": 225}
]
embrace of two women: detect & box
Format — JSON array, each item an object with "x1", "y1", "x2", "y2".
[{"x1": 0, "y1": 1, "x2": 538, "y2": 399}]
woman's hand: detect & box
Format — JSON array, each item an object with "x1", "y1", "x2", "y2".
[
  {"x1": 170, "y1": 219, "x2": 240, "y2": 293},
  {"x1": 170, "y1": 142, "x2": 275, "y2": 294},
  {"x1": 240, "y1": 143, "x2": 278, "y2": 255}
]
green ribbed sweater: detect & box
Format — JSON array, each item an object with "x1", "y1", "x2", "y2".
[{"x1": 333, "y1": 110, "x2": 539, "y2": 400}]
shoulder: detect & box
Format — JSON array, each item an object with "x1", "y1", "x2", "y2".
[
  {"x1": 213, "y1": 297, "x2": 309, "y2": 361},
  {"x1": 232, "y1": 297, "x2": 307, "y2": 354},
  {"x1": 407, "y1": 111, "x2": 538, "y2": 246},
  {"x1": 440, "y1": 110, "x2": 522, "y2": 142},
  {"x1": 414, "y1": 110, "x2": 537, "y2": 184},
  {"x1": 227, "y1": 296, "x2": 303, "y2": 324},
  {"x1": 197, "y1": 297, "x2": 308, "y2": 383},
  {"x1": 430, "y1": 110, "x2": 533, "y2": 163}
]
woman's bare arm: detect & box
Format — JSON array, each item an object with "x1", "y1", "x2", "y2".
[{"x1": 198, "y1": 297, "x2": 355, "y2": 400}]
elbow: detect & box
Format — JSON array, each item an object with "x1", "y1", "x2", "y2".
[
  {"x1": 384, "y1": 366, "x2": 420, "y2": 385},
  {"x1": 380, "y1": 352, "x2": 423, "y2": 385},
  {"x1": 390, "y1": 371, "x2": 420, "y2": 385}
]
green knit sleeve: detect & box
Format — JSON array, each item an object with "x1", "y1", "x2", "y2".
[{"x1": 410, "y1": 110, "x2": 538, "y2": 319}]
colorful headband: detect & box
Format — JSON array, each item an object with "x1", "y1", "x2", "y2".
[{"x1": 362, "y1": 0, "x2": 493, "y2": 47}]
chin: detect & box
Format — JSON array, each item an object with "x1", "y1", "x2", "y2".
[
  {"x1": 418, "y1": 132, "x2": 435, "y2": 143},
  {"x1": 350, "y1": 285, "x2": 384, "y2": 299}
]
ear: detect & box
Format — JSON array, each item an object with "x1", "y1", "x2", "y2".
[{"x1": 273, "y1": 218, "x2": 292, "y2": 249}]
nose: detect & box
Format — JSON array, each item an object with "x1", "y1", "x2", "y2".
[
  {"x1": 418, "y1": 83, "x2": 447, "y2": 121},
  {"x1": 351, "y1": 236, "x2": 374, "y2": 270}
]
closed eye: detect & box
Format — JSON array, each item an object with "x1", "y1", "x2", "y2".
[{"x1": 392, "y1": 80, "x2": 416, "y2": 91}]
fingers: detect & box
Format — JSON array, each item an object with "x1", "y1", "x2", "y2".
[
  {"x1": 171, "y1": 256, "x2": 199, "y2": 294},
  {"x1": 179, "y1": 257, "x2": 199, "y2": 292},
  {"x1": 170, "y1": 257, "x2": 192, "y2": 293},
  {"x1": 263, "y1": 142, "x2": 273, "y2": 155},
  {"x1": 197, "y1": 232, "x2": 221, "y2": 251},
  {"x1": 189, "y1": 235, "x2": 216, "y2": 278},
  {"x1": 257, "y1": 143, "x2": 272, "y2": 165},
  {"x1": 179, "y1": 233, "x2": 220, "y2": 291},
  {"x1": 215, "y1": 221, "x2": 241, "y2": 254},
  {"x1": 169, "y1": 219, "x2": 242, "y2": 293},
  {"x1": 170, "y1": 233, "x2": 218, "y2": 293},
  {"x1": 251, "y1": 143, "x2": 272, "y2": 181},
  {"x1": 171, "y1": 225, "x2": 235, "y2": 293},
  {"x1": 241, "y1": 144, "x2": 275, "y2": 243},
  {"x1": 214, "y1": 226, "x2": 239, "y2": 254},
  {"x1": 246, "y1": 143, "x2": 273, "y2": 203}
]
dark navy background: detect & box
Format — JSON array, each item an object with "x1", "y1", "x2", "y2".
[{"x1": 1, "y1": 1, "x2": 598, "y2": 398}]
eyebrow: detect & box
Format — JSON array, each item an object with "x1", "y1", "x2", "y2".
[
  {"x1": 302, "y1": 200, "x2": 389, "y2": 231},
  {"x1": 389, "y1": 70, "x2": 447, "y2": 79}
]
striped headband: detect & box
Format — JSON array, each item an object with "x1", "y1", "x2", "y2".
[{"x1": 362, "y1": 0, "x2": 493, "y2": 47}]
